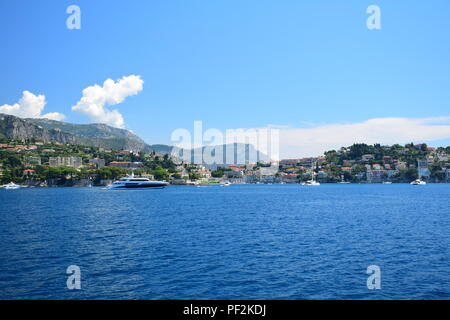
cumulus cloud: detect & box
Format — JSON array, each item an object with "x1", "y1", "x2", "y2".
[
  {"x1": 71, "y1": 75, "x2": 144, "y2": 128},
  {"x1": 0, "y1": 90, "x2": 66, "y2": 121},
  {"x1": 279, "y1": 117, "x2": 450, "y2": 158}
]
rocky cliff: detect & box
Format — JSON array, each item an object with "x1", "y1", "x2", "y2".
[
  {"x1": 0, "y1": 114, "x2": 154, "y2": 152},
  {"x1": 0, "y1": 114, "x2": 77, "y2": 144}
]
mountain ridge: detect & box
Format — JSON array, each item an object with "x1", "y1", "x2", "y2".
[
  {"x1": 0, "y1": 114, "x2": 272, "y2": 164},
  {"x1": 0, "y1": 114, "x2": 163, "y2": 153},
  {"x1": 27, "y1": 117, "x2": 152, "y2": 152}
]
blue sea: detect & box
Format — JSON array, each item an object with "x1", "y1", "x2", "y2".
[{"x1": 1, "y1": 184, "x2": 450, "y2": 300}]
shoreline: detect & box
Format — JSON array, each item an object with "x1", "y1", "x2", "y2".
[{"x1": 2, "y1": 182, "x2": 450, "y2": 189}]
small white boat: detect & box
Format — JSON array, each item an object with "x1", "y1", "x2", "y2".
[
  {"x1": 382, "y1": 181, "x2": 393, "y2": 185},
  {"x1": 221, "y1": 181, "x2": 231, "y2": 187},
  {"x1": 302, "y1": 180, "x2": 321, "y2": 186},
  {"x1": 337, "y1": 175, "x2": 350, "y2": 184},
  {"x1": 3, "y1": 182, "x2": 21, "y2": 190},
  {"x1": 410, "y1": 179, "x2": 426, "y2": 185}
]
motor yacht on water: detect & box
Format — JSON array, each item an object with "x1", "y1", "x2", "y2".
[
  {"x1": 2, "y1": 182, "x2": 21, "y2": 190},
  {"x1": 410, "y1": 179, "x2": 426, "y2": 185},
  {"x1": 108, "y1": 175, "x2": 168, "y2": 189}
]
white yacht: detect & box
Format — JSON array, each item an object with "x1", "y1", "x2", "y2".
[
  {"x1": 411, "y1": 160, "x2": 428, "y2": 185},
  {"x1": 410, "y1": 179, "x2": 426, "y2": 185},
  {"x1": 302, "y1": 173, "x2": 321, "y2": 186},
  {"x1": 302, "y1": 179, "x2": 321, "y2": 186},
  {"x1": 3, "y1": 182, "x2": 21, "y2": 190},
  {"x1": 302, "y1": 163, "x2": 321, "y2": 186},
  {"x1": 108, "y1": 176, "x2": 168, "y2": 189},
  {"x1": 221, "y1": 181, "x2": 231, "y2": 187}
]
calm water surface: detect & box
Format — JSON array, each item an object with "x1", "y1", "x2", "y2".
[{"x1": 1, "y1": 184, "x2": 450, "y2": 299}]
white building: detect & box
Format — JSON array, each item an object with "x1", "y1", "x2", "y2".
[
  {"x1": 89, "y1": 158, "x2": 106, "y2": 168},
  {"x1": 109, "y1": 161, "x2": 143, "y2": 169},
  {"x1": 258, "y1": 164, "x2": 279, "y2": 176},
  {"x1": 49, "y1": 157, "x2": 82, "y2": 168},
  {"x1": 367, "y1": 168, "x2": 385, "y2": 183},
  {"x1": 362, "y1": 154, "x2": 375, "y2": 161}
]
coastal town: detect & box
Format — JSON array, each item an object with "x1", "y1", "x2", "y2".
[{"x1": 1, "y1": 139, "x2": 450, "y2": 186}]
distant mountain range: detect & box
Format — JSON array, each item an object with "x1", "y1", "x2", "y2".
[
  {"x1": 0, "y1": 113, "x2": 272, "y2": 165},
  {"x1": 173, "y1": 144, "x2": 272, "y2": 169}
]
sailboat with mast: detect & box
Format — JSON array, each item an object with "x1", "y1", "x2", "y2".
[
  {"x1": 410, "y1": 159, "x2": 427, "y2": 185},
  {"x1": 301, "y1": 161, "x2": 320, "y2": 186}
]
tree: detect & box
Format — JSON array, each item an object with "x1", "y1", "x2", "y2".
[
  {"x1": 152, "y1": 165, "x2": 168, "y2": 181},
  {"x1": 97, "y1": 166, "x2": 125, "y2": 180},
  {"x1": 172, "y1": 173, "x2": 181, "y2": 179},
  {"x1": 211, "y1": 169, "x2": 225, "y2": 178},
  {"x1": 189, "y1": 172, "x2": 200, "y2": 181},
  {"x1": 391, "y1": 168, "x2": 417, "y2": 182},
  {"x1": 430, "y1": 162, "x2": 444, "y2": 182}
]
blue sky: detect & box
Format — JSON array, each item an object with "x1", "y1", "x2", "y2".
[{"x1": 1, "y1": 1, "x2": 450, "y2": 157}]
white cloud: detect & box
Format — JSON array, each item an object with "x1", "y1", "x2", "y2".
[
  {"x1": 279, "y1": 117, "x2": 450, "y2": 158},
  {"x1": 173, "y1": 117, "x2": 450, "y2": 161},
  {"x1": 71, "y1": 75, "x2": 144, "y2": 128},
  {"x1": 0, "y1": 90, "x2": 66, "y2": 121},
  {"x1": 41, "y1": 112, "x2": 66, "y2": 121}
]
